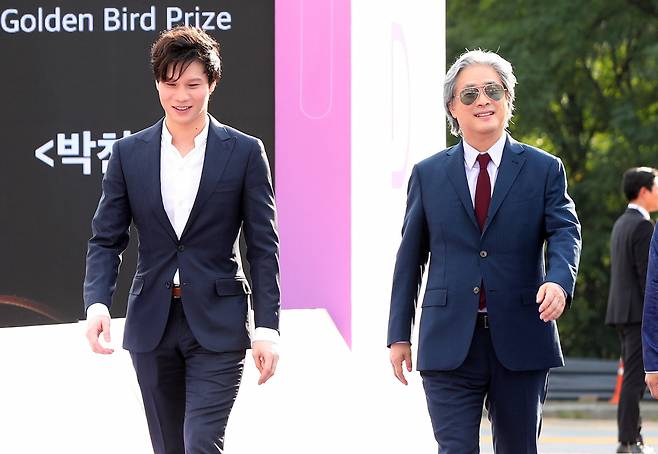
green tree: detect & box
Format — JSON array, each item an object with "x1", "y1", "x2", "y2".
[{"x1": 447, "y1": 0, "x2": 658, "y2": 358}]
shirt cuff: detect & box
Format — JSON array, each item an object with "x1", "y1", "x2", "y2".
[
  {"x1": 252, "y1": 327, "x2": 279, "y2": 344},
  {"x1": 86, "y1": 303, "x2": 110, "y2": 319},
  {"x1": 646, "y1": 371, "x2": 658, "y2": 374},
  {"x1": 394, "y1": 341, "x2": 411, "y2": 344}
]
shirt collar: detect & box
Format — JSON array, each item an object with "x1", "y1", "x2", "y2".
[
  {"x1": 463, "y1": 132, "x2": 507, "y2": 170},
  {"x1": 628, "y1": 203, "x2": 651, "y2": 220},
  {"x1": 161, "y1": 115, "x2": 210, "y2": 151}
]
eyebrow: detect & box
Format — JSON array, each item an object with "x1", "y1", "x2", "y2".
[
  {"x1": 166, "y1": 77, "x2": 204, "y2": 84},
  {"x1": 462, "y1": 80, "x2": 499, "y2": 88}
]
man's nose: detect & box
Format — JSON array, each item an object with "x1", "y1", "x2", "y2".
[
  {"x1": 174, "y1": 87, "x2": 190, "y2": 101},
  {"x1": 475, "y1": 89, "x2": 489, "y2": 106}
]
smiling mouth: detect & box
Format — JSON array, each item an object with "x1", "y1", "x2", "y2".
[
  {"x1": 173, "y1": 106, "x2": 191, "y2": 112},
  {"x1": 475, "y1": 112, "x2": 494, "y2": 117}
]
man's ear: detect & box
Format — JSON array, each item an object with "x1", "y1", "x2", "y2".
[
  {"x1": 155, "y1": 80, "x2": 160, "y2": 91},
  {"x1": 209, "y1": 80, "x2": 217, "y2": 94},
  {"x1": 448, "y1": 99, "x2": 456, "y2": 117}
]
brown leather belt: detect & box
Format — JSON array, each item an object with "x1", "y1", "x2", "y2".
[{"x1": 172, "y1": 285, "x2": 182, "y2": 299}]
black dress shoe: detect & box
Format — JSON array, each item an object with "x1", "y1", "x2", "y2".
[{"x1": 616, "y1": 442, "x2": 655, "y2": 453}]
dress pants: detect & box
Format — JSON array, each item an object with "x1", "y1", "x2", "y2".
[
  {"x1": 616, "y1": 323, "x2": 646, "y2": 444},
  {"x1": 421, "y1": 321, "x2": 549, "y2": 454},
  {"x1": 130, "y1": 299, "x2": 245, "y2": 454}
]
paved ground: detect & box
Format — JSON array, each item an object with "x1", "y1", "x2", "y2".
[
  {"x1": 544, "y1": 401, "x2": 658, "y2": 420},
  {"x1": 479, "y1": 417, "x2": 658, "y2": 453},
  {"x1": 5, "y1": 317, "x2": 658, "y2": 453}
]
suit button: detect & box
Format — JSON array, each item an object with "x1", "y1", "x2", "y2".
[
  {"x1": 473, "y1": 286, "x2": 480, "y2": 294},
  {"x1": 177, "y1": 245, "x2": 185, "y2": 252},
  {"x1": 480, "y1": 250, "x2": 488, "y2": 258},
  {"x1": 165, "y1": 281, "x2": 172, "y2": 289}
]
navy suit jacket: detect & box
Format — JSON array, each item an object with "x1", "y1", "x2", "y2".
[
  {"x1": 83, "y1": 116, "x2": 280, "y2": 353},
  {"x1": 642, "y1": 224, "x2": 658, "y2": 371},
  {"x1": 387, "y1": 135, "x2": 581, "y2": 372}
]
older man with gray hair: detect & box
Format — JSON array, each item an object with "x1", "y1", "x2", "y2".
[{"x1": 387, "y1": 49, "x2": 581, "y2": 453}]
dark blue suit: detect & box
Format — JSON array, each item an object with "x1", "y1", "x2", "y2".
[
  {"x1": 84, "y1": 116, "x2": 280, "y2": 453},
  {"x1": 642, "y1": 224, "x2": 658, "y2": 372},
  {"x1": 388, "y1": 136, "x2": 581, "y2": 453}
]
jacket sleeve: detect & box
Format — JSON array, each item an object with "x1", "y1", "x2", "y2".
[
  {"x1": 543, "y1": 157, "x2": 582, "y2": 306},
  {"x1": 242, "y1": 139, "x2": 280, "y2": 332},
  {"x1": 387, "y1": 165, "x2": 430, "y2": 346},
  {"x1": 633, "y1": 220, "x2": 654, "y2": 298},
  {"x1": 643, "y1": 224, "x2": 658, "y2": 371},
  {"x1": 83, "y1": 140, "x2": 132, "y2": 312}
]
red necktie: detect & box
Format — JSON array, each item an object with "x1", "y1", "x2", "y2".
[
  {"x1": 475, "y1": 153, "x2": 491, "y2": 231},
  {"x1": 475, "y1": 153, "x2": 491, "y2": 309}
]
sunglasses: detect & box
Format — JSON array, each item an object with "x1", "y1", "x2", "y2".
[{"x1": 458, "y1": 83, "x2": 506, "y2": 105}]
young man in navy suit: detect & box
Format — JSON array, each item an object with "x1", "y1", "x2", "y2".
[
  {"x1": 388, "y1": 50, "x2": 581, "y2": 453},
  {"x1": 84, "y1": 27, "x2": 280, "y2": 453}
]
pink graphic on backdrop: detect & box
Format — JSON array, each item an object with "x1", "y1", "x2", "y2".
[{"x1": 275, "y1": 0, "x2": 351, "y2": 345}]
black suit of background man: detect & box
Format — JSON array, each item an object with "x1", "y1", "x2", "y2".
[{"x1": 606, "y1": 167, "x2": 658, "y2": 454}]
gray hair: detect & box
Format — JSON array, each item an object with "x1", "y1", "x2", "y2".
[{"x1": 444, "y1": 49, "x2": 517, "y2": 136}]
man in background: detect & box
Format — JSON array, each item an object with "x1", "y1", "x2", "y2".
[{"x1": 607, "y1": 167, "x2": 658, "y2": 454}]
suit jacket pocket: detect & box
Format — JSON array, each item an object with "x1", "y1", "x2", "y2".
[
  {"x1": 215, "y1": 278, "x2": 252, "y2": 296},
  {"x1": 421, "y1": 288, "x2": 447, "y2": 307},
  {"x1": 129, "y1": 277, "x2": 144, "y2": 295}
]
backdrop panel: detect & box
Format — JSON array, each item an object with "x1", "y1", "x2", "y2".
[{"x1": 0, "y1": 0, "x2": 274, "y2": 326}]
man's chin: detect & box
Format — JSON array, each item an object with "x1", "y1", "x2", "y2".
[
  {"x1": 472, "y1": 126, "x2": 503, "y2": 138},
  {"x1": 166, "y1": 109, "x2": 204, "y2": 124}
]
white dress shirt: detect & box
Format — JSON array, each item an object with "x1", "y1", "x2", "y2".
[
  {"x1": 87, "y1": 116, "x2": 278, "y2": 344},
  {"x1": 462, "y1": 134, "x2": 506, "y2": 314},
  {"x1": 462, "y1": 133, "x2": 506, "y2": 204},
  {"x1": 160, "y1": 117, "x2": 208, "y2": 286}
]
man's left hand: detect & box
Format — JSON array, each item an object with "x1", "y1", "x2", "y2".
[
  {"x1": 251, "y1": 340, "x2": 279, "y2": 385},
  {"x1": 536, "y1": 282, "x2": 566, "y2": 322}
]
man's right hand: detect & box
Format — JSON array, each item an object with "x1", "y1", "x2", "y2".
[
  {"x1": 86, "y1": 315, "x2": 114, "y2": 354},
  {"x1": 646, "y1": 373, "x2": 658, "y2": 399},
  {"x1": 390, "y1": 342, "x2": 413, "y2": 385}
]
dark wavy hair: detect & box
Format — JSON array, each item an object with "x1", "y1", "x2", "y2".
[{"x1": 150, "y1": 26, "x2": 221, "y2": 84}]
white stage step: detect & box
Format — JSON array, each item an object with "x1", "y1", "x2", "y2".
[{"x1": 0, "y1": 308, "x2": 439, "y2": 453}]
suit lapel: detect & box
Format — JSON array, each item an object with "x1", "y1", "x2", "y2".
[
  {"x1": 139, "y1": 119, "x2": 178, "y2": 243},
  {"x1": 180, "y1": 116, "x2": 236, "y2": 239},
  {"x1": 446, "y1": 142, "x2": 479, "y2": 231},
  {"x1": 483, "y1": 136, "x2": 526, "y2": 233}
]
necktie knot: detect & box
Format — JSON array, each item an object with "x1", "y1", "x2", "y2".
[{"x1": 477, "y1": 153, "x2": 491, "y2": 168}]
